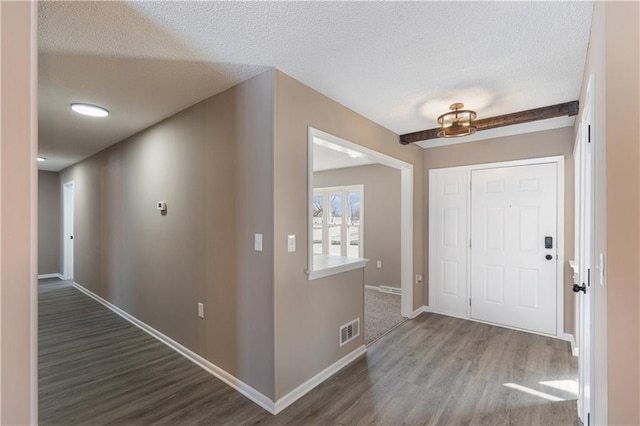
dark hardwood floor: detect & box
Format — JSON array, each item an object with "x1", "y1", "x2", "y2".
[{"x1": 39, "y1": 280, "x2": 580, "y2": 425}]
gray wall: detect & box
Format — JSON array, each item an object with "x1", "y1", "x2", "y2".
[
  {"x1": 422, "y1": 126, "x2": 575, "y2": 334},
  {"x1": 38, "y1": 171, "x2": 61, "y2": 275},
  {"x1": 314, "y1": 164, "x2": 401, "y2": 288},
  {"x1": 59, "y1": 70, "x2": 275, "y2": 399}
]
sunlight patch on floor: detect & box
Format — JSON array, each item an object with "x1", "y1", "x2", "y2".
[
  {"x1": 503, "y1": 383, "x2": 566, "y2": 402},
  {"x1": 539, "y1": 379, "x2": 579, "y2": 396}
]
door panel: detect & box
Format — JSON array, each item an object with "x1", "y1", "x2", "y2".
[
  {"x1": 471, "y1": 163, "x2": 557, "y2": 335},
  {"x1": 429, "y1": 169, "x2": 468, "y2": 317}
]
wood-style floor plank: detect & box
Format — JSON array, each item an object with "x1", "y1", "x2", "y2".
[{"x1": 39, "y1": 280, "x2": 580, "y2": 425}]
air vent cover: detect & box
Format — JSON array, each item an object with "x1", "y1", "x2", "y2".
[{"x1": 339, "y1": 318, "x2": 360, "y2": 347}]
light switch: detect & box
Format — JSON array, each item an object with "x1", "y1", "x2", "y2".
[
  {"x1": 377, "y1": 260, "x2": 382, "y2": 269},
  {"x1": 255, "y1": 233, "x2": 263, "y2": 252},
  {"x1": 197, "y1": 303, "x2": 204, "y2": 318},
  {"x1": 599, "y1": 253, "x2": 606, "y2": 286},
  {"x1": 287, "y1": 235, "x2": 296, "y2": 252}
]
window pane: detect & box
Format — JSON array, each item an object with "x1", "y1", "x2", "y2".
[
  {"x1": 347, "y1": 191, "x2": 361, "y2": 226},
  {"x1": 330, "y1": 192, "x2": 342, "y2": 225},
  {"x1": 348, "y1": 226, "x2": 359, "y2": 258},
  {"x1": 312, "y1": 194, "x2": 324, "y2": 254},
  {"x1": 329, "y1": 226, "x2": 341, "y2": 256}
]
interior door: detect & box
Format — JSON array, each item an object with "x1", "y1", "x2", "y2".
[
  {"x1": 470, "y1": 163, "x2": 558, "y2": 335},
  {"x1": 576, "y1": 75, "x2": 595, "y2": 424},
  {"x1": 63, "y1": 181, "x2": 74, "y2": 280}
]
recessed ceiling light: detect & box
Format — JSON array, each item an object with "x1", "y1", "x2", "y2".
[
  {"x1": 37, "y1": 156, "x2": 46, "y2": 162},
  {"x1": 71, "y1": 103, "x2": 109, "y2": 117}
]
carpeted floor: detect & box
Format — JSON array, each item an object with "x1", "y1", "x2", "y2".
[{"x1": 364, "y1": 287, "x2": 405, "y2": 345}]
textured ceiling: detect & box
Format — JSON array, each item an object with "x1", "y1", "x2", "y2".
[{"x1": 38, "y1": 1, "x2": 593, "y2": 171}]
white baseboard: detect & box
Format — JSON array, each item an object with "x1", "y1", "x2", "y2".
[
  {"x1": 563, "y1": 333, "x2": 579, "y2": 357},
  {"x1": 423, "y1": 306, "x2": 469, "y2": 320},
  {"x1": 38, "y1": 273, "x2": 63, "y2": 279},
  {"x1": 273, "y1": 344, "x2": 367, "y2": 414},
  {"x1": 71, "y1": 282, "x2": 277, "y2": 414},
  {"x1": 365, "y1": 284, "x2": 401, "y2": 295},
  {"x1": 411, "y1": 305, "x2": 427, "y2": 318}
]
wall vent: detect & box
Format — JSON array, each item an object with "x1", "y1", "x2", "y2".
[
  {"x1": 339, "y1": 318, "x2": 360, "y2": 347},
  {"x1": 380, "y1": 285, "x2": 402, "y2": 295}
]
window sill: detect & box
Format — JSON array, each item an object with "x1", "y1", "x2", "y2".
[{"x1": 308, "y1": 254, "x2": 369, "y2": 280}]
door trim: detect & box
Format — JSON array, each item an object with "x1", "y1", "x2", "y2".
[
  {"x1": 62, "y1": 180, "x2": 74, "y2": 280},
  {"x1": 429, "y1": 155, "x2": 565, "y2": 338},
  {"x1": 307, "y1": 127, "x2": 414, "y2": 318}
]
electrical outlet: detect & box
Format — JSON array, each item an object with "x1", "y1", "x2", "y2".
[
  {"x1": 415, "y1": 274, "x2": 422, "y2": 284},
  {"x1": 197, "y1": 303, "x2": 204, "y2": 318},
  {"x1": 254, "y1": 233, "x2": 263, "y2": 252}
]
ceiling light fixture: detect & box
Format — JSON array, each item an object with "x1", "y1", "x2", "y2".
[
  {"x1": 71, "y1": 103, "x2": 109, "y2": 118},
  {"x1": 437, "y1": 103, "x2": 477, "y2": 138},
  {"x1": 37, "y1": 156, "x2": 46, "y2": 162}
]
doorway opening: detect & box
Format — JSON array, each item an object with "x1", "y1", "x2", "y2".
[
  {"x1": 428, "y1": 156, "x2": 565, "y2": 338},
  {"x1": 62, "y1": 181, "x2": 74, "y2": 280},
  {"x1": 307, "y1": 127, "x2": 414, "y2": 344}
]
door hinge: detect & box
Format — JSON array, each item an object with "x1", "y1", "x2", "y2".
[
  {"x1": 469, "y1": 298, "x2": 471, "y2": 307},
  {"x1": 469, "y1": 240, "x2": 472, "y2": 248},
  {"x1": 588, "y1": 124, "x2": 591, "y2": 143},
  {"x1": 587, "y1": 268, "x2": 591, "y2": 287},
  {"x1": 588, "y1": 412, "x2": 591, "y2": 425}
]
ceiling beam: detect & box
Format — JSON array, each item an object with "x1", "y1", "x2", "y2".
[{"x1": 399, "y1": 100, "x2": 579, "y2": 145}]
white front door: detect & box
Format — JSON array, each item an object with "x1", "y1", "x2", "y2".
[
  {"x1": 470, "y1": 163, "x2": 558, "y2": 335},
  {"x1": 428, "y1": 169, "x2": 469, "y2": 318}
]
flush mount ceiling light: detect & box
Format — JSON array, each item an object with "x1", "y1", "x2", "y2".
[
  {"x1": 37, "y1": 156, "x2": 46, "y2": 162},
  {"x1": 436, "y1": 103, "x2": 477, "y2": 138},
  {"x1": 70, "y1": 103, "x2": 109, "y2": 118}
]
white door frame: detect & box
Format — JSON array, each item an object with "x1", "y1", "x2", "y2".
[
  {"x1": 308, "y1": 127, "x2": 414, "y2": 318},
  {"x1": 62, "y1": 181, "x2": 74, "y2": 280},
  {"x1": 429, "y1": 155, "x2": 565, "y2": 338},
  {"x1": 575, "y1": 74, "x2": 596, "y2": 425}
]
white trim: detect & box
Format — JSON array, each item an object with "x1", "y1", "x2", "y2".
[
  {"x1": 563, "y1": 333, "x2": 579, "y2": 357},
  {"x1": 308, "y1": 127, "x2": 414, "y2": 318},
  {"x1": 71, "y1": 282, "x2": 278, "y2": 415},
  {"x1": 313, "y1": 184, "x2": 364, "y2": 259},
  {"x1": 38, "y1": 273, "x2": 59, "y2": 279},
  {"x1": 429, "y1": 156, "x2": 564, "y2": 173},
  {"x1": 30, "y1": 3, "x2": 39, "y2": 421},
  {"x1": 273, "y1": 345, "x2": 367, "y2": 414},
  {"x1": 62, "y1": 181, "x2": 74, "y2": 280},
  {"x1": 428, "y1": 155, "x2": 565, "y2": 338},
  {"x1": 424, "y1": 306, "x2": 468, "y2": 320},
  {"x1": 556, "y1": 158, "x2": 565, "y2": 338},
  {"x1": 308, "y1": 257, "x2": 368, "y2": 280},
  {"x1": 411, "y1": 305, "x2": 427, "y2": 318},
  {"x1": 364, "y1": 285, "x2": 401, "y2": 296}
]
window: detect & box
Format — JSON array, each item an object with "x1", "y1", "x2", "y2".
[{"x1": 313, "y1": 185, "x2": 363, "y2": 258}]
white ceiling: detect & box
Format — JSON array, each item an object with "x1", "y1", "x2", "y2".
[
  {"x1": 314, "y1": 141, "x2": 377, "y2": 172},
  {"x1": 38, "y1": 1, "x2": 593, "y2": 172}
]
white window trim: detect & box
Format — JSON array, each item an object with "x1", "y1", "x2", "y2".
[{"x1": 313, "y1": 184, "x2": 364, "y2": 258}]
